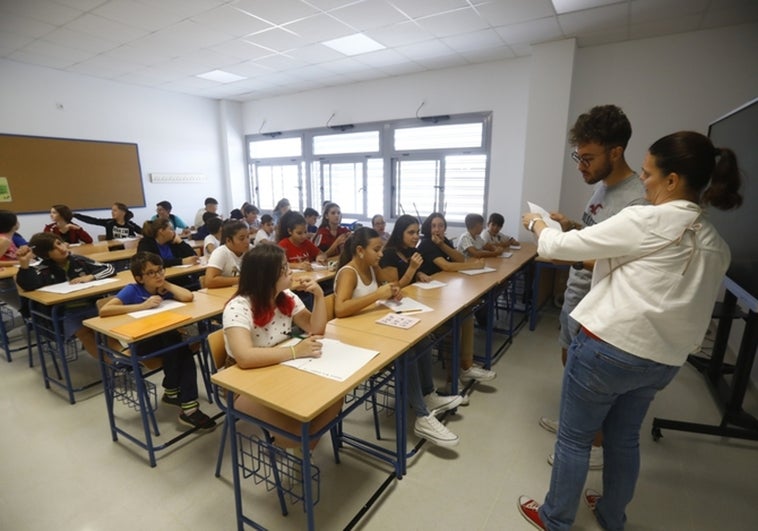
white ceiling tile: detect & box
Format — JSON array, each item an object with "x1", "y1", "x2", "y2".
[
  {"x1": 413, "y1": 53, "x2": 466, "y2": 70},
  {"x1": 329, "y1": 1, "x2": 409, "y2": 30},
  {"x1": 91, "y1": 0, "x2": 187, "y2": 32},
  {"x1": 186, "y1": 47, "x2": 246, "y2": 68},
  {"x1": 66, "y1": 53, "x2": 143, "y2": 77},
  {"x1": 302, "y1": 0, "x2": 357, "y2": 12},
  {"x1": 252, "y1": 53, "x2": 308, "y2": 71},
  {"x1": 223, "y1": 59, "x2": 273, "y2": 78},
  {"x1": 365, "y1": 21, "x2": 435, "y2": 47},
  {"x1": 282, "y1": 13, "x2": 354, "y2": 43},
  {"x1": 320, "y1": 56, "x2": 369, "y2": 74},
  {"x1": 0, "y1": 13, "x2": 57, "y2": 38},
  {"x1": 388, "y1": 0, "x2": 470, "y2": 19},
  {"x1": 54, "y1": 0, "x2": 111, "y2": 10},
  {"x1": 0, "y1": 0, "x2": 84, "y2": 26},
  {"x1": 9, "y1": 49, "x2": 78, "y2": 69},
  {"x1": 0, "y1": 30, "x2": 36, "y2": 55},
  {"x1": 244, "y1": 27, "x2": 307, "y2": 52},
  {"x1": 509, "y1": 42, "x2": 532, "y2": 56},
  {"x1": 209, "y1": 38, "x2": 274, "y2": 60},
  {"x1": 441, "y1": 28, "x2": 505, "y2": 53},
  {"x1": 630, "y1": 0, "x2": 708, "y2": 23},
  {"x1": 575, "y1": 26, "x2": 629, "y2": 47},
  {"x1": 145, "y1": 0, "x2": 229, "y2": 18},
  {"x1": 701, "y1": 4, "x2": 758, "y2": 28},
  {"x1": 629, "y1": 14, "x2": 701, "y2": 40},
  {"x1": 22, "y1": 38, "x2": 95, "y2": 62},
  {"x1": 495, "y1": 17, "x2": 564, "y2": 45},
  {"x1": 475, "y1": 0, "x2": 556, "y2": 26},
  {"x1": 374, "y1": 60, "x2": 424, "y2": 76},
  {"x1": 552, "y1": 0, "x2": 625, "y2": 13},
  {"x1": 460, "y1": 45, "x2": 516, "y2": 63},
  {"x1": 395, "y1": 38, "x2": 456, "y2": 61},
  {"x1": 41, "y1": 27, "x2": 121, "y2": 53},
  {"x1": 100, "y1": 43, "x2": 169, "y2": 65},
  {"x1": 65, "y1": 13, "x2": 148, "y2": 43},
  {"x1": 152, "y1": 20, "x2": 232, "y2": 50},
  {"x1": 286, "y1": 43, "x2": 345, "y2": 64},
  {"x1": 233, "y1": 0, "x2": 319, "y2": 25},
  {"x1": 353, "y1": 48, "x2": 413, "y2": 68},
  {"x1": 558, "y1": 3, "x2": 629, "y2": 35},
  {"x1": 190, "y1": 5, "x2": 274, "y2": 37},
  {"x1": 415, "y1": 7, "x2": 490, "y2": 37}
]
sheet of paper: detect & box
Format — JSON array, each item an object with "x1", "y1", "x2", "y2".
[
  {"x1": 500, "y1": 252, "x2": 513, "y2": 258},
  {"x1": 127, "y1": 299, "x2": 186, "y2": 319},
  {"x1": 37, "y1": 277, "x2": 119, "y2": 294},
  {"x1": 310, "y1": 263, "x2": 327, "y2": 271},
  {"x1": 527, "y1": 201, "x2": 562, "y2": 230},
  {"x1": 377, "y1": 296, "x2": 434, "y2": 314},
  {"x1": 281, "y1": 338, "x2": 379, "y2": 382},
  {"x1": 459, "y1": 266, "x2": 497, "y2": 276},
  {"x1": 376, "y1": 312, "x2": 420, "y2": 329},
  {"x1": 412, "y1": 280, "x2": 447, "y2": 290},
  {"x1": 509, "y1": 244, "x2": 521, "y2": 250}
]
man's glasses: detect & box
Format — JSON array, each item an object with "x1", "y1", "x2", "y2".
[
  {"x1": 570, "y1": 151, "x2": 593, "y2": 167},
  {"x1": 142, "y1": 267, "x2": 165, "y2": 278}
]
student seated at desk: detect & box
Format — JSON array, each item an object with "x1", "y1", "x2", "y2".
[
  {"x1": 314, "y1": 202, "x2": 350, "y2": 258},
  {"x1": 44, "y1": 204, "x2": 93, "y2": 244},
  {"x1": 379, "y1": 214, "x2": 433, "y2": 287},
  {"x1": 73, "y1": 202, "x2": 143, "y2": 240},
  {"x1": 138, "y1": 218, "x2": 198, "y2": 267},
  {"x1": 277, "y1": 211, "x2": 326, "y2": 271},
  {"x1": 16, "y1": 233, "x2": 115, "y2": 359},
  {"x1": 190, "y1": 212, "x2": 219, "y2": 241},
  {"x1": 151, "y1": 200, "x2": 190, "y2": 237},
  {"x1": 203, "y1": 217, "x2": 223, "y2": 256},
  {"x1": 0, "y1": 210, "x2": 29, "y2": 310},
  {"x1": 223, "y1": 244, "x2": 340, "y2": 449},
  {"x1": 242, "y1": 204, "x2": 260, "y2": 237},
  {"x1": 194, "y1": 196, "x2": 219, "y2": 228},
  {"x1": 252, "y1": 214, "x2": 276, "y2": 246},
  {"x1": 204, "y1": 221, "x2": 251, "y2": 288},
  {"x1": 418, "y1": 212, "x2": 496, "y2": 386},
  {"x1": 99, "y1": 252, "x2": 216, "y2": 432},
  {"x1": 371, "y1": 214, "x2": 389, "y2": 246},
  {"x1": 482, "y1": 212, "x2": 519, "y2": 251},
  {"x1": 456, "y1": 213, "x2": 503, "y2": 259},
  {"x1": 334, "y1": 227, "x2": 462, "y2": 447},
  {"x1": 303, "y1": 207, "x2": 319, "y2": 241}
]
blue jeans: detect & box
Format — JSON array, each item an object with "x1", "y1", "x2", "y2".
[
  {"x1": 407, "y1": 341, "x2": 435, "y2": 418},
  {"x1": 539, "y1": 330, "x2": 679, "y2": 531}
]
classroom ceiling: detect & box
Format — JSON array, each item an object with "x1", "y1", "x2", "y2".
[{"x1": 1, "y1": 0, "x2": 756, "y2": 102}]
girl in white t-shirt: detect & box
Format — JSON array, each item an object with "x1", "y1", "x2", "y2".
[
  {"x1": 205, "y1": 221, "x2": 251, "y2": 289},
  {"x1": 334, "y1": 227, "x2": 463, "y2": 447},
  {"x1": 222, "y1": 244, "x2": 340, "y2": 449}
]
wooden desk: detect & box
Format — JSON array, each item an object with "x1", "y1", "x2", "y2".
[
  {"x1": 0, "y1": 266, "x2": 18, "y2": 280},
  {"x1": 212, "y1": 326, "x2": 409, "y2": 531},
  {"x1": 67, "y1": 242, "x2": 110, "y2": 255},
  {"x1": 84, "y1": 291, "x2": 227, "y2": 467}
]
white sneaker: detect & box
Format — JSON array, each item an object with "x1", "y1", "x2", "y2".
[
  {"x1": 439, "y1": 383, "x2": 471, "y2": 406},
  {"x1": 539, "y1": 416, "x2": 559, "y2": 434},
  {"x1": 413, "y1": 414, "x2": 460, "y2": 447},
  {"x1": 424, "y1": 392, "x2": 463, "y2": 416},
  {"x1": 460, "y1": 365, "x2": 496, "y2": 383},
  {"x1": 547, "y1": 446, "x2": 603, "y2": 470}
]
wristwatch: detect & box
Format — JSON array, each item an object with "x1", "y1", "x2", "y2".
[
  {"x1": 527, "y1": 218, "x2": 539, "y2": 232},
  {"x1": 572, "y1": 261, "x2": 584, "y2": 270}
]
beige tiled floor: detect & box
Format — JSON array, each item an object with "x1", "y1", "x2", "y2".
[{"x1": 1, "y1": 306, "x2": 756, "y2": 531}]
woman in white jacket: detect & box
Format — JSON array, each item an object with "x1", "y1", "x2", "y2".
[{"x1": 519, "y1": 131, "x2": 743, "y2": 531}]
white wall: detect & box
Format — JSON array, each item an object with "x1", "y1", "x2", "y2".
[
  {"x1": 559, "y1": 23, "x2": 758, "y2": 220},
  {"x1": 241, "y1": 58, "x2": 532, "y2": 240},
  {"x1": 0, "y1": 59, "x2": 228, "y2": 237}
]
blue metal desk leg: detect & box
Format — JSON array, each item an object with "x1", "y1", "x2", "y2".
[
  {"x1": 395, "y1": 353, "x2": 407, "y2": 477},
  {"x1": 529, "y1": 262, "x2": 542, "y2": 331},
  {"x1": 227, "y1": 391, "x2": 246, "y2": 531},
  {"x1": 301, "y1": 422, "x2": 316, "y2": 531},
  {"x1": 484, "y1": 289, "x2": 494, "y2": 369},
  {"x1": 450, "y1": 314, "x2": 461, "y2": 395},
  {"x1": 127, "y1": 342, "x2": 158, "y2": 467},
  {"x1": 96, "y1": 332, "x2": 119, "y2": 442}
]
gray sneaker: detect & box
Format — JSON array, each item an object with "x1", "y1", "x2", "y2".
[
  {"x1": 460, "y1": 365, "x2": 496, "y2": 383},
  {"x1": 413, "y1": 414, "x2": 460, "y2": 447},
  {"x1": 539, "y1": 416, "x2": 559, "y2": 434},
  {"x1": 423, "y1": 392, "x2": 463, "y2": 416}
]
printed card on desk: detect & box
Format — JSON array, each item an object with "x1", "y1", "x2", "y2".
[
  {"x1": 378, "y1": 296, "x2": 433, "y2": 314},
  {"x1": 413, "y1": 280, "x2": 446, "y2": 290},
  {"x1": 376, "y1": 312, "x2": 420, "y2": 329},
  {"x1": 460, "y1": 266, "x2": 497, "y2": 276}
]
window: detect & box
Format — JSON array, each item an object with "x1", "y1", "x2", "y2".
[{"x1": 246, "y1": 113, "x2": 490, "y2": 225}]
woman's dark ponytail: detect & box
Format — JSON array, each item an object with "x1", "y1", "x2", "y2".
[{"x1": 702, "y1": 147, "x2": 743, "y2": 210}]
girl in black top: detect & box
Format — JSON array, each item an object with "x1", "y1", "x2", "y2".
[
  {"x1": 378, "y1": 214, "x2": 433, "y2": 287},
  {"x1": 137, "y1": 218, "x2": 197, "y2": 267},
  {"x1": 74, "y1": 202, "x2": 143, "y2": 240}
]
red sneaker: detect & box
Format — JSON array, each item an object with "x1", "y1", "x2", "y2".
[
  {"x1": 518, "y1": 496, "x2": 546, "y2": 530},
  {"x1": 584, "y1": 488, "x2": 601, "y2": 512}
]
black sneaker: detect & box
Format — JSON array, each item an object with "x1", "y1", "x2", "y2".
[
  {"x1": 179, "y1": 409, "x2": 217, "y2": 432},
  {"x1": 161, "y1": 394, "x2": 181, "y2": 407}
]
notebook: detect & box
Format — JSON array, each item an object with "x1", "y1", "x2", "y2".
[{"x1": 110, "y1": 310, "x2": 191, "y2": 340}]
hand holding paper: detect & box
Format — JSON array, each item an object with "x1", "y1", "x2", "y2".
[{"x1": 527, "y1": 201, "x2": 563, "y2": 231}]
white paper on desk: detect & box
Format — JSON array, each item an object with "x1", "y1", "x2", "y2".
[
  {"x1": 37, "y1": 277, "x2": 119, "y2": 294},
  {"x1": 171, "y1": 264, "x2": 194, "y2": 269},
  {"x1": 527, "y1": 201, "x2": 562, "y2": 231},
  {"x1": 509, "y1": 244, "x2": 521, "y2": 250},
  {"x1": 460, "y1": 266, "x2": 497, "y2": 276},
  {"x1": 500, "y1": 252, "x2": 513, "y2": 258},
  {"x1": 377, "y1": 296, "x2": 433, "y2": 314},
  {"x1": 127, "y1": 300, "x2": 186, "y2": 319},
  {"x1": 412, "y1": 280, "x2": 446, "y2": 290},
  {"x1": 281, "y1": 338, "x2": 378, "y2": 382},
  {"x1": 310, "y1": 263, "x2": 327, "y2": 271}
]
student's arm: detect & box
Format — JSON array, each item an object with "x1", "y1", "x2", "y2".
[
  {"x1": 98, "y1": 294, "x2": 163, "y2": 316},
  {"x1": 432, "y1": 256, "x2": 485, "y2": 272},
  {"x1": 15, "y1": 247, "x2": 44, "y2": 290},
  {"x1": 72, "y1": 225, "x2": 93, "y2": 244},
  {"x1": 128, "y1": 221, "x2": 143, "y2": 235},
  {"x1": 225, "y1": 327, "x2": 323, "y2": 369},
  {"x1": 465, "y1": 246, "x2": 501, "y2": 258},
  {"x1": 160, "y1": 281, "x2": 193, "y2": 302},
  {"x1": 204, "y1": 267, "x2": 239, "y2": 288},
  {"x1": 73, "y1": 213, "x2": 108, "y2": 227},
  {"x1": 432, "y1": 234, "x2": 466, "y2": 262},
  {"x1": 69, "y1": 257, "x2": 115, "y2": 284},
  {"x1": 292, "y1": 281, "x2": 326, "y2": 334},
  {"x1": 333, "y1": 268, "x2": 396, "y2": 318},
  {"x1": 0, "y1": 237, "x2": 11, "y2": 258}
]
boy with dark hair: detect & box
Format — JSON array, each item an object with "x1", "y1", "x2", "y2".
[
  {"x1": 194, "y1": 197, "x2": 219, "y2": 227},
  {"x1": 203, "y1": 216, "x2": 224, "y2": 255},
  {"x1": 303, "y1": 207, "x2": 319, "y2": 239},
  {"x1": 190, "y1": 211, "x2": 219, "y2": 241},
  {"x1": 253, "y1": 214, "x2": 276, "y2": 246},
  {"x1": 16, "y1": 232, "x2": 116, "y2": 358},
  {"x1": 152, "y1": 200, "x2": 189, "y2": 232},
  {"x1": 482, "y1": 212, "x2": 519, "y2": 250},
  {"x1": 456, "y1": 213, "x2": 502, "y2": 259},
  {"x1": 99, "y1": 252, "x2": 216, "y2": 431}
]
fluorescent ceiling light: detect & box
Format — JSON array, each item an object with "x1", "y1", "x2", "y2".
[
  {"x1": 551, "y1": 0, "x2": 620, "y2": 14},
  {"x1": 321, "y1": 33, "x2": 385, "y2": 56},
  {"x1": 196, "y1": 69, "x2": 247, "y2": 83}
]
